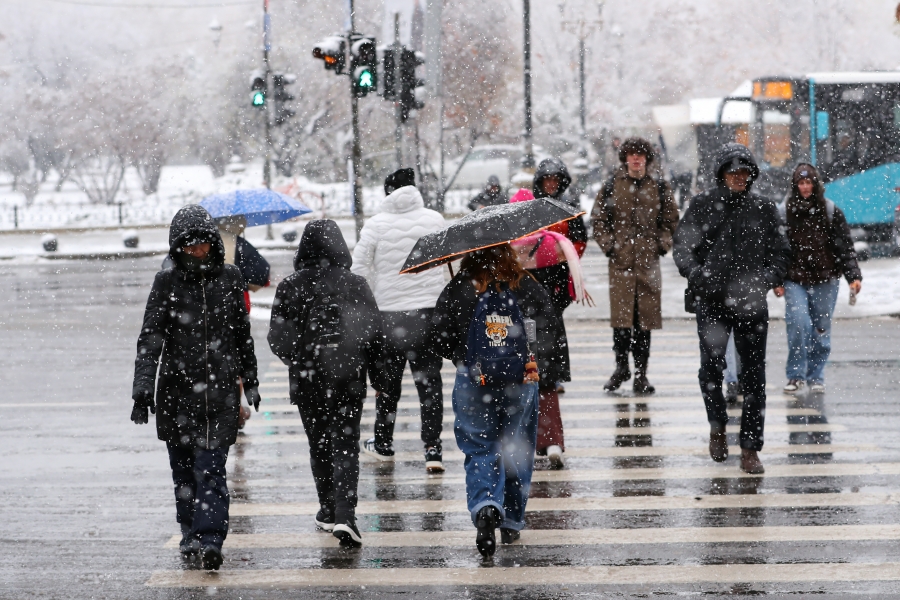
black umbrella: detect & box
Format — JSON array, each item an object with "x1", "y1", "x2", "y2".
[{"x1": 400, "y1": 198, "x2": 584, "y2": 274}]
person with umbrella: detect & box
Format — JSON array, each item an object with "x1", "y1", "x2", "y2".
[{"x1": 403, "y1": 198, "x2": 580, "y2": 559}]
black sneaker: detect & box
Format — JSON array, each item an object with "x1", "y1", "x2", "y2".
[
  {"x1": 475, "y1": 506, "x2": 500, "y2": 558},
  {"x1": 333, "y1": 519, "x2": 363, "y2": 548},
  {"x1": 425, "y1": 447, "x2": 444, "y2": 473},
  {"x1": 500, "y1": 528, "x2": 520, "y2": 544},
  {"x1": 315, "y1": 507, "x2": 335, "y2": 532},
  {"x1": 200, "y1": 545, "x2": 223, "y2": 571},
  {"x1": 361, "y1": 438, "x2": 394, "y2": 461}
]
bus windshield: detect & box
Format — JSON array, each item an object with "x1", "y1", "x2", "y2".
[{"x1": 815, "y1": 83, "x2": 900, "y2": 182}]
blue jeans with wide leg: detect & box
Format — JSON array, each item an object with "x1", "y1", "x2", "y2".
[
  {"x1": 784, "y1": 278, "x2": 840, "y2": 385},
  {"x1": 167, "y1": 443, "x2": 230, "y2": 550},
  {"x1": 452, "y1": 369, "x2": 538, "y2": 532}
]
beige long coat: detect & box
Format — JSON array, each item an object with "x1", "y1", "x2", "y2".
[{"x1": 590, "y1": 168, "x2": 679, "y2": 330}]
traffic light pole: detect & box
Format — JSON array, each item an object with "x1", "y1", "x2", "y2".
[
  {"x1": 348, "y1": 0, "x2": 364, "y2": 239},
  {"x1": 522, "y1": 0, "x2": 534, "y2": 170},
  {"x1": 393, "y1": 13, "x2": 403, "y2": 170},
  {"x1": 263, "y1": 0, "x2": 274, "y2": 239}
]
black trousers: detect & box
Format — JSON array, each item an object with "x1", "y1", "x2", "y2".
[
  {"x1": 376, "y1": 309, "x2": 444, "y2": 450},
  {"x1": 167, "y1": 443, "x2": 230, "y2": 550},
  {"x1": 613, "y1": 298, "x2": 651, "y2": 373},
  {"x1": 695, "y1": 302, "x2": 768, "y2": 451},
  {"x1": 296, "y1": 382, "x2": 364, "y2": 523}
]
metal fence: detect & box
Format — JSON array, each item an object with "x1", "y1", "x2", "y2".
[{"x1": 0, "y1": 187, "x2": 484, "y2": 231}]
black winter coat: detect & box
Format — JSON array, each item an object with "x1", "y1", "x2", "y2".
[
  {"x1": 268, "y1": 220, "x2": 385, "y2": 401},
  {"x1": 674, "y1": 144, "x2": 791, "y2": 318},
  {"x1": 430, "y1": 272, "x2": 570, "y2": 385},
  {"x1": 133, "y1": 205, "x2": 258, "y2": 450},
  {"x1": 531, "y1": 158, "x2": 588, "y2": 314}
]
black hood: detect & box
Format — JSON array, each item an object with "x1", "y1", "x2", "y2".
[
  {"x1": 714, "y1": 143, "x2": 760, "y2": 185},
  {"x1": 167, "y1": 205, "x2": 225, "y2": 274},
  {"x1": 293, "y1": 219, "x2": 352, "y2": 271},
  {"x1": 533, "y1": 158, "x2": 572, "y2": 199}
]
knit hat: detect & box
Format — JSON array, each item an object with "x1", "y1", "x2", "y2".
[{"x1": 384, "y1": 168, "x2": 416, "y2": 195}]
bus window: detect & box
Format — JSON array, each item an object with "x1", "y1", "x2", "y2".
[{"x1": 762, "y1": 109, "x2": 791, "y2": 168}]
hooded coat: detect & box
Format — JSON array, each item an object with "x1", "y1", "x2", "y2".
[
  {"x1": 268, "y1": 220, "x2": 385, "y2": 400},
  {"x1": 674, "y1": 144, "x2": 791, "y2": 318},
  {"x1": 351, "y1": 185, "x2": 447, "y2": 311},
  {"x1": 430, "y1": 271, "x2": 570, "y2": 384},
  {"x1": 530, "y1": 158, "x2": 588, "y2": 313},
  {"x1": 133, "y1": 205, "x2": 258, "y2": 450},
  {"x1": 467, "y1": 175, "x2": 506, "y2": 211},
  {"x1": 590, "y1": 165, "x2": 679, "y2": 330}
]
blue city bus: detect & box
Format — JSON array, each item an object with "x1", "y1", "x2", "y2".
[{"x1": 719, "y1": 72, "x2": 900, "y2": 243}]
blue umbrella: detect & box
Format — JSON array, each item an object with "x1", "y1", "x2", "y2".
[{"x1": 200, "y1": 189, "x2": 312, "y2": 227}]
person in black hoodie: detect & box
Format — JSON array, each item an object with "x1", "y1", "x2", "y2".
[
  {"x1": 267, "y1": 220, "x2": 385, "y2": 548},
  {"x1": 674, "y1": 143, "x2": 791, "y2": 475},
  {"x1": 431, "y1": 245, "x2": 562, "y2": 558},
  {"x1": 132, "y1": 204, "x2": 260, "y2": 570},
  {"x1": 468, "y1": 175, "x2": 506, "y2": 211}
]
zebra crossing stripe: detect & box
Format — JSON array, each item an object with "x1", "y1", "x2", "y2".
[
  {"x1": 227, "y1": 491, "x2": 900, "y2": 517},
  {"x1": 162, "y1": 524, "x2": 900, "y2": 550},
  {"x1": 241, "y1": 461, "x2": 900, "y2": 487},
  {"x1": 147, "y1": 562, "x2": 900, "y2": 587}
]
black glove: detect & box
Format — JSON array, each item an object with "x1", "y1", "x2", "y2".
[
  {"x1": 605, "y1": 249, "x2": 615, "y2": 258},
  {"x1": 131, "y1": 389, "x2": 155, "y2": 424},
  {"x1": 245, "y1": 386, "x2": 261, "y2": 412},
  {"x1": 659, "y1": 248, "x2": 668, "y2": 257}
]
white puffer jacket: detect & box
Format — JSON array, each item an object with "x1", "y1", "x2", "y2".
[{"x1": 351, "y1": 186, "x2": 447, "y2": 312}]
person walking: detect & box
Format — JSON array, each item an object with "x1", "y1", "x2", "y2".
[
  {"x1": 674, "y1": 143, "x2": 791, "y2": 474},
  {"x1": 268, "y1": 220, "x2": 386, "y2": 548},
  {"x1": 353, "y1": 168, "x2": 448, "y2": 472},
  {"x1": 131, "y1": 205, "x2": 260, "y2": 571},
  {"x1": 468, "y1": 175, "x2": 506, "y2": 211},
  {"x1": 774, "y1": 163, "x2": 862, "y2": 395},
  {"x1": 591, "y1": 137, "x2": 680, "y2": 395},
  {"x1": 431, "y1": 245, "x2": 556, "y2": 558}
]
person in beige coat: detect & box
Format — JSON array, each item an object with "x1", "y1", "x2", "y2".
[{"x1": 591, "y1": 137, "x2": 679, "y2": 394}]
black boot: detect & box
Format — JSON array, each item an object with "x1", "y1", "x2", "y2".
[
  {"x1": 632, "y1": 328, "x2": 654, "y2": 395},
  {"x1": 475, "y1": 506, "x2": 501, "y2": 558},
  {"x1": 604, "y1": 329, "x2": 632, "y2": 391}
]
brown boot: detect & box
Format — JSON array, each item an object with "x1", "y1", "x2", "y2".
[
  {"x1": 709, "y1": 425, "x2": 728, "y2": 462},
  {"x1": 740, "y1": 449, "x2": 765, "y2": 474}
]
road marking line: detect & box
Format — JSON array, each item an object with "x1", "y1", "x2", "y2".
[
  {"x1": 240, "y1": 421, "x2": 844, "y2": 436},
  {"x1": 226, "y1": 491, "x2": 900, "y2": 517},
  {"x1": 164, "y1": 524, "x2": 900, "y2": 550},
  {"x1": 147, "y1": 562, "x2": 900, "y2": 588},
  {"x1": 238, "y1": 444, "x2": 876, "y2": 462},
  {"x1": 239, "y1": 461, "x2": 898, "y2": 487}
]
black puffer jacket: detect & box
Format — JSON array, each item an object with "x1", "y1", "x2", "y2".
[
  {"x1": 431, "y1": 271, "x2": 570, "y2": 385},
  {"x1": 531, "y1": 158, "x2": 588, "y2": 313},
  {"x1": 133, "y1": 205, "x2": 258, "y2": 449},
  {"x1": 674, "y1": 144, "x2": 791, "y2": 317},
  {"x1": 467, "y1": 175, "x2": 506, "y2": 211},
  {"x1": 268, "y1": 220, "x2": 385, "y2": 400}
]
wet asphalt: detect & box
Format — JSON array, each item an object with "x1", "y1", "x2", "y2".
[{"x1": 1, "y1": 252, "x2": 900, "y2": 598}]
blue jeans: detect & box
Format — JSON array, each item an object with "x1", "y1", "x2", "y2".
[
  {"x1": 452, "y1": 371, "x2": 538, "y2": 532},
  {"x1": 784, "y1": 279, "x2": 840, "y2": 384},
  {"x1": 167, "y1": 443, "x2": 230, "y2": 550},
  {"x1": 724, "y1": 333, "x2": 740, "y2": 384}
]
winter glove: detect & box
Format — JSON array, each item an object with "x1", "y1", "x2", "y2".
[
  {"x1": 131, "y1": 388, "x2": 155, "y2": 424},
  {"x1": 131, "y1": 402, "x2": 150, "y2": 425},
  {"x1": 245, "y1": 386, "x2": 261, "y2": 412},
  {"x1": 658, "y1": 248, "x2": 668, "y2": 257},
  {"x1": 604, "y1": 248, "x2": 615, "y2": 258}
]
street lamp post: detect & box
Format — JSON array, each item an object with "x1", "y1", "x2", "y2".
[
  {"x1": 560, "y1": 0, "x2": 604, "y2": 161},
  {"x1": 522, "y1": 0, "x2": 534, "y2": 170}
]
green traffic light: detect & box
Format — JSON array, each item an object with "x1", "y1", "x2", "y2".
[
  {"x1": 251, "y1": 91, "x2": 266, "y2": 106},
  {"x1": 358, "y1": 69, "x2": 374, "y2": 89}
]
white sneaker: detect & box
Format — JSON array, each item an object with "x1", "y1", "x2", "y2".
[
  {"x1": 809, "y1": 382, "x2": 826, "y2": 394},
  {"x1": 360, "y1": 438, "x2": 394, "y2": 461},
  {"x1": 783, "y1": 380, "x2": 806, "y2": 395},
  {"x1": 546, "y1": 445, "x2": 565, "y2": 469}
]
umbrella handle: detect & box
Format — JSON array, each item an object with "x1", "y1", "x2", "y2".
[{"x1": 448, "y1": 263, "x2": 454, "y2": 277}]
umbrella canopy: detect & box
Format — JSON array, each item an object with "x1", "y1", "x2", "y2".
[
  {"x1": 400, "y1": 198, "x2": 584, "y2": 274},
  {"x1": 200, "y1": 189, "x2": 312, "y2": 227}
]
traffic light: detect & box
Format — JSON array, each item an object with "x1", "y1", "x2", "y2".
[
  {"x1": 350, "y1": 36, "x2": 377, "y2": 98},
  {"x1": 250, "y1": 70, "x2": 266, "y2": 108},
  {"x1": 399, "y1": 48, "x2": 425, "y2": 121},
  {"x1": 272, "y1": 73, "x2": 296, "y2": 126},
  {"x1": 312, "y1": 36, "x2": 346, "y2": 74},
  {"x1": 379, "y1": 46, "x2": 396, "y2": 99}
]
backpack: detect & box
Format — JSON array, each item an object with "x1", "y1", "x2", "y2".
[
  {"x1": 465, "y1": 284, "x2": 533, "y2": 386},
  {"x1": 300, "y1": 271, "x2": 373, "y2": 384}
]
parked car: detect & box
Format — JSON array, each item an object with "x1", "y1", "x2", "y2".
[{"x1": 437, "y1": 145, "x2": 548, "y2": 190}]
